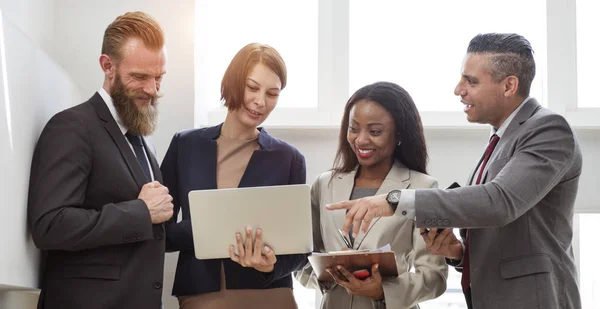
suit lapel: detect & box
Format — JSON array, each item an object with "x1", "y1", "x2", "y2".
[
  {"x1": 329, "y1": 170, "x2": 356, "y2": 241},
  {"x1": 90, "y1": 93, "x2": 148, "y2": 188},
  {"x1": 353, "y1": 161, "x2": 410, "y2": 248},
  {"x1": 238, "y1": 128, "x2": 291, "y2": 188},
  {"x1": 195, "y1": 134, "x2": 218, "y2": 190},
  {"x1": 480, "y1": 99, "x2": 541, "y2": 183},
  {"x1": 238, "y1": 149, "x2": 286, "y2": 187},
  {"x1": 467, "y1": 154, "x2": 485, "y2": 185},
  {"x1": 329, "y1": 161, "x2": 410, "y2": 249}
]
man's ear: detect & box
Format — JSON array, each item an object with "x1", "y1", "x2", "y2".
[
  {"x1": 99, "y1": 54, "x2": 115, "y2": 76},
  {"x1": 503, "y1": 76, "x2": 519, "y2": 97}
]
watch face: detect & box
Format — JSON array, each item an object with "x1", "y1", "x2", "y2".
[{"x1": 388, "y1": 191, "x2": 400, "y2": 203}]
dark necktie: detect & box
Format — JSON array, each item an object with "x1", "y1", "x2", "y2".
[
  {"x1": 462, "y1": 134, "x2": 500, "y2": 293},
  {"x1": 125, "y1": 131, "x2": 152, "y2": 182}
]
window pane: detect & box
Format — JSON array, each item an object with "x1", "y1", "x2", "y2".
[
  {"x1": 576, "y1": 0, "x2": 600, "y2": 108},
  {"x1": 195, "y1": 0, "x2": 318, "y2": 110},
  {"x1": 579, "y1": 213, "x2": 600, "y2": 309},
  {"x1": 349, "y1": 0, "x2": 546, "y2": 112}
]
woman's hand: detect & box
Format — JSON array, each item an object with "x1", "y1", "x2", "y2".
[
  {"x1": 327, "y1": 264, "x2": 384, "y2": 300},
  {"x1": 229, "y1": 227, "x2": 277, "y2": 273}
]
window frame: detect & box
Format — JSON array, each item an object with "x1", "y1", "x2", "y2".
[{"x1": 196, "y1": 0, "x2": 600, "y2": 129}]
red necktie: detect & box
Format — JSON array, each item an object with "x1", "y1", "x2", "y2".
[{"x1": 461, "y1": 134, "x2": 500, "y2": 293}]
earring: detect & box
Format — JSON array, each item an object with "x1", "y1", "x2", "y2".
[{"x1": 397, "y1": 141, "x2": 402, "y2": 146}]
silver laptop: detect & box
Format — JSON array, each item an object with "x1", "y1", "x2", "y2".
[{"x1": 188, "y1": 184, "x2": 313, "y2": 260}]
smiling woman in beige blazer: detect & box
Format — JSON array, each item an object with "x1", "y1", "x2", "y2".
[{"x1": 296, "y1": 82, "x2": 447, "y2": 309}]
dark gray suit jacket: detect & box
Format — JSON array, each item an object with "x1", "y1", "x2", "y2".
[
  {"x1": 415, "y1": 99, "x2": 582, "y2": 309},
  {"x1": 28, "y1": 93, "x2": 165, "y2": 309}
]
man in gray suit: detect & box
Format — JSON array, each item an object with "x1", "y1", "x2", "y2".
[
  {"x1": 28, "y1": 12, "x2": 173, "y2": 309},
  {"x1": 327, "y1": 33, "x2": 582, "y2": 309}
]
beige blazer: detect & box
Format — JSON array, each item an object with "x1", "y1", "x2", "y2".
[{"x1": 296, "y1": 161, "x2": 447, "y2": 309}]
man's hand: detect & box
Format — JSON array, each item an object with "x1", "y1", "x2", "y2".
[
  {"x1": 420, "y1": 228, "x2": 463, "y2": 260},
  {"x1": 138, "y1": 181, "x2": 174, "y2": 224},
  {"x1": 230, "y1": 228, "x2": 277, "y2": 273},
  {"x1": 327, "y1": 264, "x2": 384, "y2": 300},
  {"x1": 326, "y1": 194, "x2": 393, "y2": 238}
]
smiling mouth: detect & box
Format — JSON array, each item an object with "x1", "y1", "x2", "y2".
[
  {"x1": 462, "y1": 101, "x2": 474, "y2": 112},
  {"x1": 356, "y1": 148, "x2": 375, "y2": 158},
  {"x1": 245, "y1": 106, "x2": 262, "y2": 116}
]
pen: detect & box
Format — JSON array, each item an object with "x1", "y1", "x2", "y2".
[{"x1": 337, "y1": 229, "x2": 352, "y2": 249}]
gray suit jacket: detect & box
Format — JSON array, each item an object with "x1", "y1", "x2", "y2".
[
  {"x1": 415, "y1": 99, "x2": 582, "y2": 309},
  {"x1": 297, "y1": 161, "x2": 447, "y2": 309}
]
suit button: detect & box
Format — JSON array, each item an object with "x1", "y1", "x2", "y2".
[
  {"x1": 401, "y1": 210, "x2": 407, "y2": 216},
  {"x1": 154, "y1": 282, "x2": 162, "y2": 289}
]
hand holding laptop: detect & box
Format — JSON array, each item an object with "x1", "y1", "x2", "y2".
[{"x1": 229, "y1": 227, "x2": 277, "y2": 273}]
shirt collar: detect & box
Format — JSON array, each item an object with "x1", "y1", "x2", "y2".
[
  {"x1": 493, "y1": 96, "x2": 532, "y2": 138},
  {"x1": 98, "y1": 87, "x2": 128, "y2": 135}
]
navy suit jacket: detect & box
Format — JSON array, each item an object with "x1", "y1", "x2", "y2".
[{"x1": 160, "y1": 124, "x2": 308, "y2": 296}]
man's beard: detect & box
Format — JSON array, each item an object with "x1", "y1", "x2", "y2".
[{"x1": 111, "y1": 75, "x2": 160, "y2": 136}]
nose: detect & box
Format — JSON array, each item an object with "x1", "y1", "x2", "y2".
[
  {"x1": 143, "y1": 79, "x2": 158, "y2": 97},
  {"x1": 355, "y1": 130, "x2": 370, "y2": 146},
  {"x1": 454, "y1": 80, "x2": 465, "y2": 97},
  {"x1": 252, "y1": 92, "x2": 266, "y2": 108}
]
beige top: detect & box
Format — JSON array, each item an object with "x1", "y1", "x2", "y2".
[{"x1": 178, "y1": 134, "x2": 297, "y2": 309}]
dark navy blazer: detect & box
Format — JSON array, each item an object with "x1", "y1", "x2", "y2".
[{"x1": 160, "y1": 124, "x2": 308, "y2": 296}]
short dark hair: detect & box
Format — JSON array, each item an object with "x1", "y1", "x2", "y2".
[
  {"x1": 332, "y1": 82, "x2": 429, "y2": 177},
  {"x1": 467, "y1": 33, "x2": 535, "y2": 97},
  {"x1": 221, "y1": 43, "x2": 287, "y2": 111}
]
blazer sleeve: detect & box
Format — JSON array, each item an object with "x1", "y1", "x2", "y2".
[
  {"x1": 27, "y1": 110, "x2": 154, "y2": 251},
  {"x1": 381, "y1": 180, "x2": 448, "y2": 309},
  {"x1": 415, "y1": 113, "x2": 578, "y2": 228},
  {"x1": 161, "y1": 132, "x2": 194, "y2": 252},
  {"x1": 262, "y1": 150, "x2": 309, "y2": 284}
]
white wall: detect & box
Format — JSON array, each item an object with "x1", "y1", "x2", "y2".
[
  {"x1": 0, "y1": 0, "x2": 83, "y2": 307},
  {"x1": 0, "y1": 0, "x2": 55, "y2": 53}
]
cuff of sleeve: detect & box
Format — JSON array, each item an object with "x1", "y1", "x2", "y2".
[
  {"x1": 121, "y1": 199, "x2": 154, "y2": 243},
  {"x1": 396, "y1": 189, "x2": 416, "y2": 221}
]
